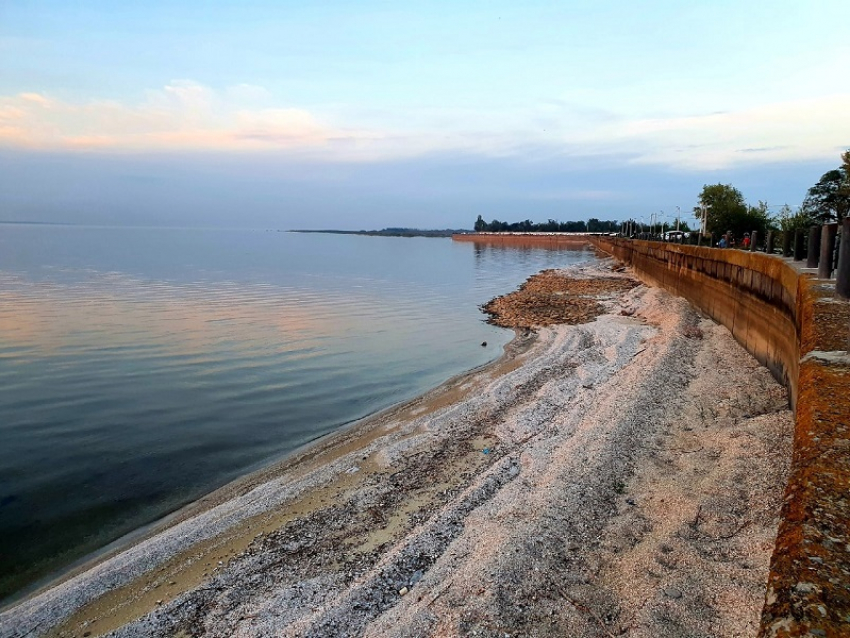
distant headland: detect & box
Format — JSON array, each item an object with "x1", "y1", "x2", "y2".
[{"x1": 288, "y1": 228, "x2": 469, "y2": 238}]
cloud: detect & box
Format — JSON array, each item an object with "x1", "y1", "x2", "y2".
[
  {"x1": 605, "y1": 95, "x2": 850, "y2": 170},
  {"x1": 0, "y1": 81, "x2": 360, "y2": 153},
  {"x1": 1, "y1": 81, "x2": 848, "y2": 171},
  {"x1": 526, "y1": 188, "x2": 622, "y2": 202},
  {"x1": 18, "y1": 93, "x2": 52, "y2": 106}
]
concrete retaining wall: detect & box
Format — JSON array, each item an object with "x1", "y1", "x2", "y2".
[
  {"x1": 452, "y1": 233, "x2": 592, "y2": 249},
  {"x1": 593, "y1": 239, "x2": 802, "y2": 406}
]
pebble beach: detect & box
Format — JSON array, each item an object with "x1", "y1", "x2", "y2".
[{"x1": 1, "y1": 260, "x2": 793, "y2": 638}]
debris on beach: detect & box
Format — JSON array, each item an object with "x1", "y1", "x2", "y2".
[{"x1": 482, "y1": 269, "x2": 638, "y2": 328}]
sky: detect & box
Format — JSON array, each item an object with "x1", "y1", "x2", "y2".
[{"x1": 1, "y1": 0, "x2": 849, "y2": 229}]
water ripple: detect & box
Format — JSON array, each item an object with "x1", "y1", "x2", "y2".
[{"x1": 0, "y1": 226, "x2": 596, "y2": 602}]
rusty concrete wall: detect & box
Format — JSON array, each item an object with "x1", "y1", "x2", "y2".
[
  {"x1": 592, "y1": 237, "x2": 850, "y2": 638},
  {"x1": 594, "y1": 239, "x2": 801, "y2": 406},
  {"x1": 452, "y1": 233, "x2": 592, "y2": 249}
]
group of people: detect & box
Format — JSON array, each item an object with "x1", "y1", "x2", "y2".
[{"x1": 718, "y1": 231, "x2": 751, "y2": 249}]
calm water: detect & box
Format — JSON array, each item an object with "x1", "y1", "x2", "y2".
[{"x1": 0, "y1": 225, "x2": 595, "y2": 602}]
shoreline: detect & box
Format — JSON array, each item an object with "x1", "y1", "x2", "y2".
[
  {"x1": 3, "y1": 321, "x2": 535, "y2": 612},
  {"x1": 0, "y1": 261, "x2": 793, "y2": 638}
]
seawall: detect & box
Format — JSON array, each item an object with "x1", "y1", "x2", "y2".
[
  {"x1": 590, "y1": 237, "x2": 850, "y2": 638},
  {"x1": 452, "y1": 232, "x2": 593, "y2": 249}
]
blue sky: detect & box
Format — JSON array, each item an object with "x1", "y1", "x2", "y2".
[{"x1": 2, "y1": 0, "x2": 849, "y2": 228}]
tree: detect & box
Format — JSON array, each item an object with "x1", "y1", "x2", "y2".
[
  {"x1": 695, "y1": 184, "x2": 747, "y2": 236},
  {"x1": 801, "y1": 151, "x2": 850, "y2": 222},
  {"x1": 801, "y1": 169, "x2": 850, "y2": 222},
  {"x1": 474, "y1": 215, "x2": 487, "y2": 232},
  {"x1": 744, "y1": 200, "x2": 772, "y2": 241},
  {"x1": 774, "y1": 204, "x2": 815, "y2": 233},
  {"x1": 695, "y1": 184, "x2": 769, "y2": 242}
]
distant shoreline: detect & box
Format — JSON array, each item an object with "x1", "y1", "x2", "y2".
[{"x1": 289, "y1": 228, "x2": 467, "y2": 238}]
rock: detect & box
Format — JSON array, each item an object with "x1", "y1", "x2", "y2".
[
  {"x1": 481, "y1": 341, "x2": 487, "y2": 347},
  {"x1": 794, "y1": 582, "x2": 816, "y2": 594},
  {"x1": 662, "y1": 588, "x2": 682, "y2": 599},
  {"x1": 399, "y1": 586, "x2": 409, "y2": 596}
]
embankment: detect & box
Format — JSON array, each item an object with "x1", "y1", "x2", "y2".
[
  {"x1": 452, "y1": 232, "x2": 593, "y2": 249},
  {"x1": 587, "y1": 237, "x2": 850, "y2": 638}
]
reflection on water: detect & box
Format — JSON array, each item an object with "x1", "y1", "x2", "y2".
[{"x1": 0, "y1": 225, "x2": 595, "y2": 602}]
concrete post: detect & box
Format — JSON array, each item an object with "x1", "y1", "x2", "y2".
[
  {"x1": 806, "y1": 225, "x2": 821, "y2": 268},
  {"x1": 750, "y1": 230, "x2": 758, "y2": 252},
  {"x1": 837, "y1": 219, "x2": 850, "y2": 298},
  {"x1": 793, "y1": 229, "x2": 806, "y2": 260},
  {"x1": 782, "y1": 231, "x2": 792, "y2": 257},
  {"x1": 819, "y1": 223, "x2": 839, "y2": 279},
  {"x1": 766, "y1": 231, "x2": 775, "y2": 255}
]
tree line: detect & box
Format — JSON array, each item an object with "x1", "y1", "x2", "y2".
[
  {"x1": 697, "y1": 149, "x2": 850, "y2": 242},
  {"x1": 471, "y1": 149, "x2": 850, "y2": 244},
  {"x1": 473, "y1": 216, "x2": 621, "y2": 233}
]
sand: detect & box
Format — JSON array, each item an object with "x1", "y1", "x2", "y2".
[{"x1": 0, "y1": 261, "x2": 793, "y2": 638}]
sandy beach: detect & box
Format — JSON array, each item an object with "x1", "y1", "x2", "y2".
[{"x1": 1, "y1": 260, "x2": 793, "y2": 638}]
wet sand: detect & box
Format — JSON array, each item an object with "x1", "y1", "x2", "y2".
[{"x1": 0, "y1": 261, "x2": 792, "y2": 638}]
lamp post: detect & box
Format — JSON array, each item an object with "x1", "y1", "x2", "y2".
[{"x1": 699, "y1": 203, "x2": 711, "y2": 242}]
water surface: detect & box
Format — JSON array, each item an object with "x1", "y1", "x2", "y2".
[{"x1": 0, "y1": 225, "x2": 595, "y2": 602}]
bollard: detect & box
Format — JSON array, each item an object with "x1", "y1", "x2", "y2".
[
  {"x1": 793, "y1": 229, "x2": 806, "y2": 260},
  {"x1": 766, "y1": 231, "x2": 775, "y2": 254},
  {"x1": 782, "y1": 231, "x2": 792, "y2": 257},
  {"x1": 837, "y1": 219, "x2": 850, "y2": 298},
  {"x1": 750, "y1": 230, "x2": 758, "y2": 252},
  {"x1": 819, "y1": 223, "x2": 839, "y2": 279},
  {"x1": 806, "y1": 225, "x2": 821, "y2": 268}
]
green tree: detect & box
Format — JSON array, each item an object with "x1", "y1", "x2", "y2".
[
  {"x1": 801, "y1": 153, "x2": 850, "y2": 222},
  {"x1": 474, "y1": 215, "x2": 487, "y2": 231},
  {"x1": 695, "y1": 184, "x2": 770, "y2": 242},
  {"x1": 774, "y1": 204, "x2": 815, "y2": 233},
  {"x1": 842, "y1": 150, "x2": 850, "y2": 184},
  {"x1": 695, "y1": 184, "x2": 747, "y2": 235},
  {"x1": 744, "y1": 200, "x2": 772, "y2": 241}
]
